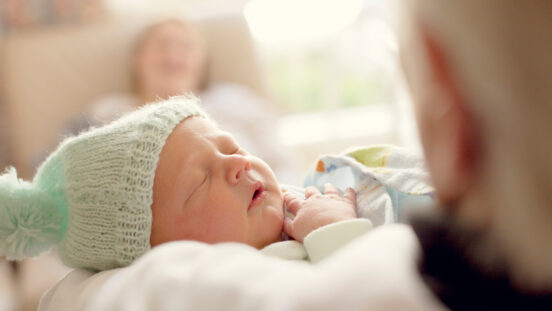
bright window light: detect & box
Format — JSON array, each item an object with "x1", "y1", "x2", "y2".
[{"x1": 243, "y1": 0, "x2": 365, "y2": 46}]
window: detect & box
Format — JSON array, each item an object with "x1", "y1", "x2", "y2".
[
  {"x1": 260, "y1": 12, "x2": 399, "y2": 114},
  {"x1": 246, "y1": 0, "x2": 420, "y2": 173}
]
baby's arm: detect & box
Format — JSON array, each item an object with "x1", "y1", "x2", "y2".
[{"x1": 283, "y1": 183, "x2": 372, "y2": 263}]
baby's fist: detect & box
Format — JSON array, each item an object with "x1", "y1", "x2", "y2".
[{"x1": 283, "y1": 184, "x2": 357, "y2": 242}]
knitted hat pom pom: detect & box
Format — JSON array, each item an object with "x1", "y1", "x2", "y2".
[{"x1": 0, "y1": 167, "x2": 66, "y2": 260}]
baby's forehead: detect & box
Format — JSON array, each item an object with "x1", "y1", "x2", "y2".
[
  {"x1": 178, "y1": 116, "x2": 217, "y2": 134},
  {"x1": 177, "y1": 117, "x2": 237, "y2": 145}
]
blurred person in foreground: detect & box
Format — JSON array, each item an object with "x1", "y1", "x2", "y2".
[
  {"x1": 14, "y1": 0, "x2": 552, "y2": 310},
  {"x1": 70, "y1": 18, "x2": 297, "y2": 183},
  {"x1": 398, "y1": 0, "x2": 552, "y2": 308}
]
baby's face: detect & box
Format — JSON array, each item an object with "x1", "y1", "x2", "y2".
[{"x1": 150, "y1": 117, "x2": 284, "y2": 249}]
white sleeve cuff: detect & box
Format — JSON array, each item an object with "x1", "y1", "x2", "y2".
[{"x1": 303, "y1": 218, "x2": 373, "y2": 263}]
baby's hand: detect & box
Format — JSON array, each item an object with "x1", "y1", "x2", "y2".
[{"x1": 283, "y1": 183, "x2": 357, "y2": 242}]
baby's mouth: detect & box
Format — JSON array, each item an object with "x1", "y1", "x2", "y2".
[{"x1": 248, "y1": 181, "x2": 266, "y2": 211}]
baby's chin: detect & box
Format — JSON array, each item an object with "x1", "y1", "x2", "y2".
[
  {"x1": 249, "y1": 228, "x2": 284, "y2": 249},
  {"x1": 260, "y1": 226, "x2": 285, "y2": 249},
  {"x1": 253, "y1": 199, "x2": 285, "y2": 249}
]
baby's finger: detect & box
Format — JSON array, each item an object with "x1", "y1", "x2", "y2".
[
  {"x1": 343, "y1": 187, "x2": 357, "y2": 203},
  {"x1": 305, "y1": 186, "x2": 321, "y2": 199},
  {"x1": 323, "y1": 183, "x2": 340, "y2": 196},
  {"x1": 284, "y1": 193, "x2": 303, "y2": 215},
  {"x1": 283, "y1": 217, "x2": 295, "y2": 239}
]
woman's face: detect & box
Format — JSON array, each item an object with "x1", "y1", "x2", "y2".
[{"x1": 135, "y1": 22, "x2": 206, "y2": 100}]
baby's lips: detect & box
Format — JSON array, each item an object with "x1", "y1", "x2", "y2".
[{"x1": 251, "y1": 180, "x2": 264, "y2": 196}]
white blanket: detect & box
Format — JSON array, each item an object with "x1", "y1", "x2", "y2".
[{"x1": 39, "y1": 225, "x2": 446, "y2": 311}]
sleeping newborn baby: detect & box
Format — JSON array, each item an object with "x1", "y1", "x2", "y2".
[
  {"x1": 150, "y1": 114, "x2": 371, "y2": 263},
  {"x1": 0, "y1": 97, "x2": 430, "y2": 271},
  {"x1": 0, "y1": 98, "x2": 365, "y2": 270}
]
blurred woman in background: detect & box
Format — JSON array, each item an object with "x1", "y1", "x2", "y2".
[
  {"x1": 133, "y1": 19, "x2": 207, "y2": 103},
  {"x1": 69, "y1": 18, "x2": 298, "y2": 183}
]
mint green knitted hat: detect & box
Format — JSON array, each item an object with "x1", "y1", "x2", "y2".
[{"x1": 0, "y1": 96, "x2": 207, "y2": 271}]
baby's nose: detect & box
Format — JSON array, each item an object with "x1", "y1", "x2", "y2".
[{"x1": 225, "y1": 155, "x2": 251, "y2": 185}]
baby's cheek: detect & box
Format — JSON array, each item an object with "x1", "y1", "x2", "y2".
[
  {"x1": 150, "y1": 211, "x2": 195, "y2": 246},
  {"x1": 169, "y1": 213, "x2": 206, "y2": 240}
]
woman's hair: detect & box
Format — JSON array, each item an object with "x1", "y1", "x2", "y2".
[
  {"x1": 130, "y1": 18, "x2": 209, "y2": 97},
  {"x1": 401, "y1": 0, "x2": 552, "y2": 289}
]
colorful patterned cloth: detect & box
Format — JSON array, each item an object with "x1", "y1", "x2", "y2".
[{"x1": 303, "y1": 145, "x2": 434, "y2": 226}]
